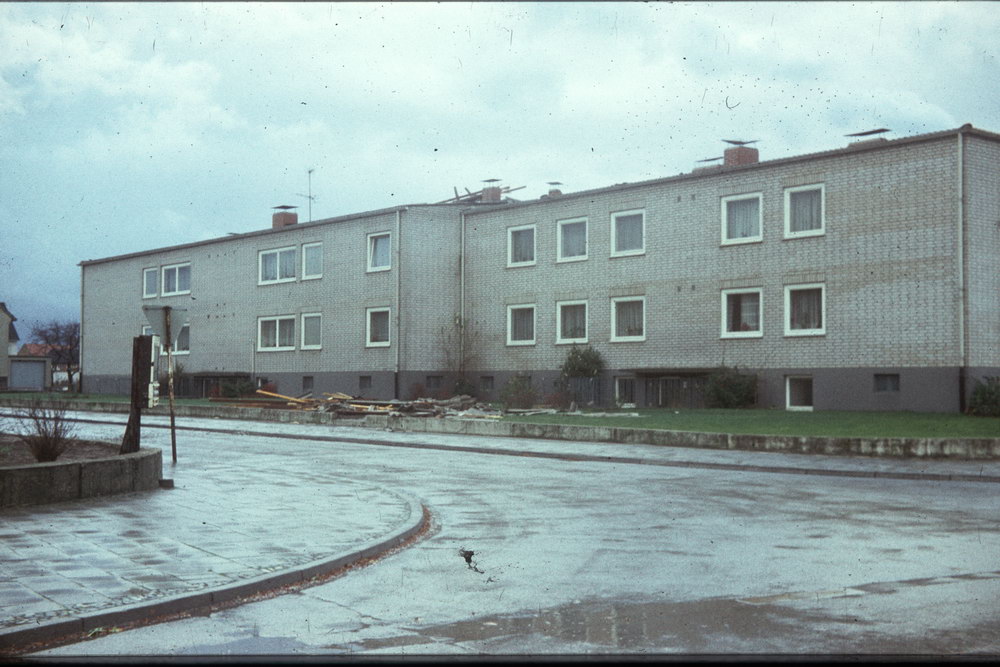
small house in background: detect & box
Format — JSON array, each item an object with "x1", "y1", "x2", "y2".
[
  {"x1": 0, "y1": 302, "x2": 19, "y2": 390},
  {"x1": 18, "y1": 343, "x2": 78, "y2": 388}
]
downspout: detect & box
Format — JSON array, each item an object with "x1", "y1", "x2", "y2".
[
  {"x1": 394, "y1": 208, "x2": 402, "y2": 400},
  {"x1": 78, "y1": 264, "x2": 85, "y2": 393},
  {"x1": 459, "y1": 211, "x2": 466, "y2": 376},
  {"x1": 957, "y1": 127, "x2": 968, "y2": 412}
]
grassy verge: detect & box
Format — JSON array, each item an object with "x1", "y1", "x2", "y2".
[
  {"x1": 504, "y1": 408, "x2": 1000, "y2": 439},
  {"x1": 0, "y1": 392, "x2": 211, "y2": 407}
]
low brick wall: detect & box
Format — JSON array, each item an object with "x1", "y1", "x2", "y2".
[{"x1": 0, "y1": 448, "x2": 163, "y2": 508}]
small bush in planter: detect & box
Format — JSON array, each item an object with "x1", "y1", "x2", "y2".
[
  {"x1": 968, "y1": 376, "x2": 1000, "y2": 417},
  {"x1": 13, "y1": 401, "x2": 77, "y2": 462}
]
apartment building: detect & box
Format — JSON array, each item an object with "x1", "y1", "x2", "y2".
[{"x1": 79, "y1": 124, "x2": 1000, "y2": 412}]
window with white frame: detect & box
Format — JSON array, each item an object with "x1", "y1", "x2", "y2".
[
  {"x1": 259, "y1": 247, "x2": 297, "y2": 284},
  {"x1": 507, "y1": 304, "x2": 536, "y2": 346},
  {"x1": 721, "y1": 288, "x2": 763, "y2": 338},
  {"x1": 142, "y1": 268, "x2": 158, "y2": 298},
  {"x1": 611, "y1": 210, "x2": 645, "y2": 257},
  {"x1": 557, "y1": 218, "x2": 588, "y2": 262},
  {"x1": 366, "y1": 307, "x2": 390, "y2": 347},
  {"x1": 302, "y1": 242, "x2": 323, "y2": 280},
  {"x1": 258, "y1": 315, "x2": 296, "y2": 351},
  {"x1": 615, "y1": 377, "x2": 637, "y2": 407},
  {"x1": 786, "y1": 376, "x2": 814, "y2": 411},
  {"x1": 301, "y1": 313, "x2": 322, "y2": 349},
  {"x1": 143, "y1": 324, "x2": 188, "y2": 354},
  {"x1": 721, "y1": 193, "x2": 762, "y2": 244},
  {"x1": 611, "y1": 296, "x2": 646, "y2": 342},
  {"x1": 367, "y1": 232, "x2": 391, "y2": 272},
  {"x1": 507, "y1": 224, "x2": 536, "y2": 267},
  {"x1": 784, "y1": 184, "x2": 825, "y2": 238},
  {"x1": 161, "y1": 262, "x2": 191, "y2": 296},
  {"x1": 784, "y1": 283, "x2": 826, "y2": 336},
  {"x1": 556, "y1": 300, "x2": 588, "y2": 344}
]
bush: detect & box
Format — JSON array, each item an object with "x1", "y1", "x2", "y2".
[
  {"x1": 561, "y1": 345, "x2": 605, "y2": 378},
  {"x1": 453, "y1": 377, "x2": 477, "y2": 399},
  {"x1": 500, "y1": 375, "x2": 538, "y2": 410},
  {"x1": 544, "y1": 389, "x2": 574, "y2": 410},
  {"x1": 220, "y1": 378, "x2": 255, "y2": 398},
  {"x1": 704, "y1": 366, "x2": 758, "y2": 409},
  {"x1": 13, "y1": 401, "x2": 77, "y2": 462},
  {"x1": 968, "y1": 376, "x2": 1000, "y2": 417}
]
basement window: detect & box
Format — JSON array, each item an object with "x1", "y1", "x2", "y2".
[
  {"x1": 786, "y1": 376, "x2": 814, "y2": 411},
  {"x1": 874, "y1": 374, "x2": 900, "y2": 393}
]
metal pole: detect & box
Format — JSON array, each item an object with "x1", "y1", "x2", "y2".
[{"x1": 165, "y1": 307, "x2": 178, "y2": 464}]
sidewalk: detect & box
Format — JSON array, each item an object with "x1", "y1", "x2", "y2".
[{"x1": 0, "y1": 421, "x2": 425, "y2": 652}]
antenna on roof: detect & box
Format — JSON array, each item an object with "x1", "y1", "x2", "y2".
[
  {"x1": 845, "y1": 128, "x2": 890, "y2": 137},
  {"x1": 697, "y1": 156, "x2": 723, "y2": 163},
  {"x1": 721, "y1": 139, "x2": 759, "y2": 146},
  {"x1": 296, "y1": 168, "x2": 316, "y2": 222}
]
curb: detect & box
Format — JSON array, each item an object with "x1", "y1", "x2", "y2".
[{"x1": 0, "y1": 493, "x2": 429, "y2": 655}]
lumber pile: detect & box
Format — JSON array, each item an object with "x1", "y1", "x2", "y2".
[{"x1": 210, "y1": 390, "x2": 504, "y2": 419}]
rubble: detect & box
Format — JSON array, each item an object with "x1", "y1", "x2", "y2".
[{"x1": 210, "y1": 390, "x2": 504, "y2": 420}]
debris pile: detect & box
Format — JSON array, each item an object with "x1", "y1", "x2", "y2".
[{"x1": 210, "y1": 390, "x2": 504, "y2": 419}]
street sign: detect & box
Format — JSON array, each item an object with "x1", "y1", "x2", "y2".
[{"x1": 142, "y1": 306, "x2": 188, "y2": 346}]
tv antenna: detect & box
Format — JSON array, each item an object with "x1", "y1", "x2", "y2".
[
  {"x1": 845, "y1": 128, "x2": 890, "y2": 137},
  {"x1": 697, "y1": 156, "x2": 723, "y2": 163},
  {"x1": 296, "y1": 168, "x2": 317, "y2": 222}
]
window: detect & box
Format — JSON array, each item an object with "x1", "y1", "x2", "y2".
[
  {"x1": 556, "y1": 300, "x2": 588, "y2": 344},
  {"x1": 507, "y1": 304, "x2": 536, "y2": 346},
  {"x1": 359, "y1": 375, "x2": 372, "y2": 392},
  {"x1": 480, "y1": 376, "x2": 494, "y2": 393},
  {"x1": 507, "y1": 224, "x2": 536, "y2": 267},
  {"x1": 721, "y1": 289, "x2": 763, "y2": 338},
  {"x1": 301, "y1": 313, "x2": 322, "y2": 350},
  {"x1": 611, "y1": 210, "x2": 645, "y2": 257},
  {"x1": 366, "y1": 307, "x2": 391, "y2": 347},
  {"x1": 785, "y1": 184, "x2": 825, "y2": 238},
  {"x1": 143, "y1": 268, "x2": 158, "y2": 298},
  {"x1": 784, "y1": 283, "x2": 826, "y2": 336},
  {"x1": 162, "y1": 262, "x2": 191, "y2": 296},
  {"x1": 874, "y1": 374, "x2": 900, "y2": 393},
  {"x1": 258, "y1": 316, "x2": 296, "y2": 351},
  {"x1": 259, "y1": 247, "x2": 297, "y2": 284},
  {"x1": 302, "y1": 242, "x2": 323, "y2": 279},
  {"x1": 786, "y1": 376, "x2": 814, "y2": 411},
  {"x1": 557, "y1": 217, "x2": 588, "y2": 262},
  {"x1": 615, "y1": 377, "x2": 637, "y2": 407},
  {"x1": 611, "y1": 296, "x2": 646, "y2": 342},
  {"x1": 367, "y1": 232, "x2": 391, "y2": 272},
  {"x1": 721, "y1": 193, "x2": 762, "y2": 245},
  {"x1": 426, "y1": 376, "x2": 443, "y2": 391},
  {"x1": 142, "y1": 324, "x2": 187, "y2": 354},
  {"x1": 302, "y1": 376, "x2": 314, "y2": 393}
]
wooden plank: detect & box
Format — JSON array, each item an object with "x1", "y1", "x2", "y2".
[{"x1": 256, "y1": 389, "x2": 311, "y2": 404}]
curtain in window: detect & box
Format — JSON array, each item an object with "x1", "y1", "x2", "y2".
[
  {"x1": 370, "y1": 311, "x2": 389, "y2": 343},
  {"x1": 304, "y1": 246, "x2": 322, "y2": 276},
  {"x1": 511, "y1": 229, "x2": 534, "y2": 263},
  {"x1": 561, "y1": 305, "x2": 586, "y2": 339},
  {"x1": 371, "y1": 236, "x2": 390, "y2": 268},
  {"x1": 144, "y1": 270, "x2": 157, "y2": 295},
  {"x1": 729, "y1": 293, "x2": 759, "y2": 331},
  {"x1": 278, "y1": 319, "x2": 295, "y2": 347},
  {"x1": 176, "y1": 325, "x2": 190, "y2": 351},
  {"x1": 278, "y1": 250, "x2": 296, "y2": 280},
  {"x1": 511, "y1": 308, "x2": 534, "y2": 341},
  {"x1": 561, "y1": 222, "x2": 586, "y2": 257},
  {"x1": 616, "y1": 300, "x2": 643, "y2": 337},
  {"x1": 177, "y1": 265, "x2": 191, "y2": 291},
  {"x1": 615, "y1": 214, "x2": 643, "y2": 252},
  {"x1": 163, "y1": 269, "x2": 177, "y2": 293},
  {"x1": 303, "y1": 316, "x2": 321, "y2": 347},
  {"x1": 261, "y1": 254, "x2": 277, "y2": 281},
  {"x1": 727, "y1": 198, "x2": 759, "y2": 239},
  {"x1": 261, "y1": 320, "x2": 276, "y2": 348},
  {"x1": 790, "y1": 189, "x2": 821, "y2": 232},
  {"x1": 791, "y1": 289, "x2": 822, "y2": 329}
]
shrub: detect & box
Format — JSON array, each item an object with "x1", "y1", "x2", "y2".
[
  {"x1": 704, "y1": 366, "x2": 758, "y2": 409},
  {"x1": 560, "y1": 345, "x2": 605, "y2": 379},
  {"x1": 453, "y1": 377, "x2": 477, "y2": 399},
  {"x1": 499, "y1": 375, "x2": 537, "y2": 410},
  {"x1": 13, "y1": 401, "x2": 77, "y2": 462},
  {"x1": 968, "y1": 376, "x2": 1000, "y2": 417},
  {"x1": 220, "y1": 378, "x2": 255, "y2": 398}
]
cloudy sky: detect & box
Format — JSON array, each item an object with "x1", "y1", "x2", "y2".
[{"x1": 2, "y1": 1, "x2": 998, "y2": 340}]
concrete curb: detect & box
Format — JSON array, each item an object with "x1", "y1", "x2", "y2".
[{"x1": 0, "y1": 492, "x2": 428, "y2": 654}]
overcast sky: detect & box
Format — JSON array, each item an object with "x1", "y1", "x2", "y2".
[{"x1": 2, "y1": 1, "x2": 998, "y2": 340}]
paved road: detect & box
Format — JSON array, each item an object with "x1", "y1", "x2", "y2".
[{"x1": 7, "y1": 412, "x2": 1000, "y2": 656}]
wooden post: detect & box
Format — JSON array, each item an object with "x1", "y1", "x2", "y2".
[{"x1": 120, "y1": 335, "x2": 152, "y2": 454}]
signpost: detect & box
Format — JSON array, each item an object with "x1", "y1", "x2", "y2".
[
  {"x1": 142, "y1": 306, "x2": 187, "y2": 464},
  {"x1": 120, "y1": 334, "x2": 154, "y2": 454}
]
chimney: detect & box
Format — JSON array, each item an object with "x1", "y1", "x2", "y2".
[
  {"x1": 723, "y1": 145, "x2": 759, "y2": 167},
  {"x1": 481, "y1": 186, "x2": 502, "y2": 203},
  {"x1": 272, "y1": 205, "x2": 298, "y2": 229},
  {"x1": 546, "y1": 181, "x2": 563, "y2": 197}
]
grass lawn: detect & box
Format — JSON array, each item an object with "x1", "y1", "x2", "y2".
[
  {"x1": 504, "y1": 408, "x2": 1000, "y2": 439},
  {"x1": 0, "y1": 392, "x2": 211, "y2": 407}
]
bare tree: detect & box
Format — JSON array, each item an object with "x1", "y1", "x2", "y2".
[
  {"x1": 438, "y1": 318, "x2": 482, "y2": 389},
  {"x1": 30, "y1": 320, "x2": 80, "y2": 391}
]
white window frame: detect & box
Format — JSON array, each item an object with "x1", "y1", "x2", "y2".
[
  {"x1": 614, "y1": 377, "x2": 637, "y2": 408},
  {"x1": 610, "y1": 209, "x2": 645, "y2": 257},
  {"x1": 367, "y1": 232, "x2": 392, "y2": 272},
  {"x1": 143, "y1": 324, "x2": 188, "y2": 355},
  {"x1": 720, "y1": 288, "x2": 764, "y2": 339},
  {"x1": 555, "y1": 300, "x2": 588, "y2": 345},
  {"x1": 258, "y1": 246, "x2": 297, "y2": 285},
  {"x1": 786, "y1": 375, "x2": 814, "y2": 411},
  {"x1": 721, "y1": 193, "x2": 763, "y2": 245},
  {"x1": 507, "y1": 224, "x2": 536, "y2": 268},
  {"x1": 366, "y1": 307, "x2": 391, "y2": 348},
  {"x1": 506, "y1": 304, "x2": 536, "y2": 346},
  {"x1": 300, "y1": 312, "x2": 322, "y2": 350},
  {"x1": 784, "y1": 183, "x2": 826, "y2": 239},
  {"x1": 610, "y1": 296, "x2": 646, "y2": 342},
  {"x1": 556, "y1": 217, "x2": 588, "y2": 263},
  {"x1": 161, "y1": 262, "x2": 191, "y2": 296},
  {"x1": 301, "y1": 242, "x2": 323, "y2": 280},
  {"x1": 257, "y1": 315, "x2": 296, "y2": 352},
  {"x1": 142, "y1": 267, "x2": 158, "y2": 299},
  {"x1": 784, "y1": 283, "x2": 826, "y2": 336}
]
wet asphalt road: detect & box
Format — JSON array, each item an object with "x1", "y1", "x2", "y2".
[{"x1": 17, "y1": 413, "x2": 1000, "y2": 657}]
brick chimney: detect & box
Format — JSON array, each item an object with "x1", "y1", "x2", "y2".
[
  {"x1": 723, "y1": 145, "x2": 759, "y2": 167},
  {"x1": 481, "y1": 186, "x2": 502, "y2": 204},
  {"x1": 272, "y1": 205, "x2": 298, "y2": 229}
]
